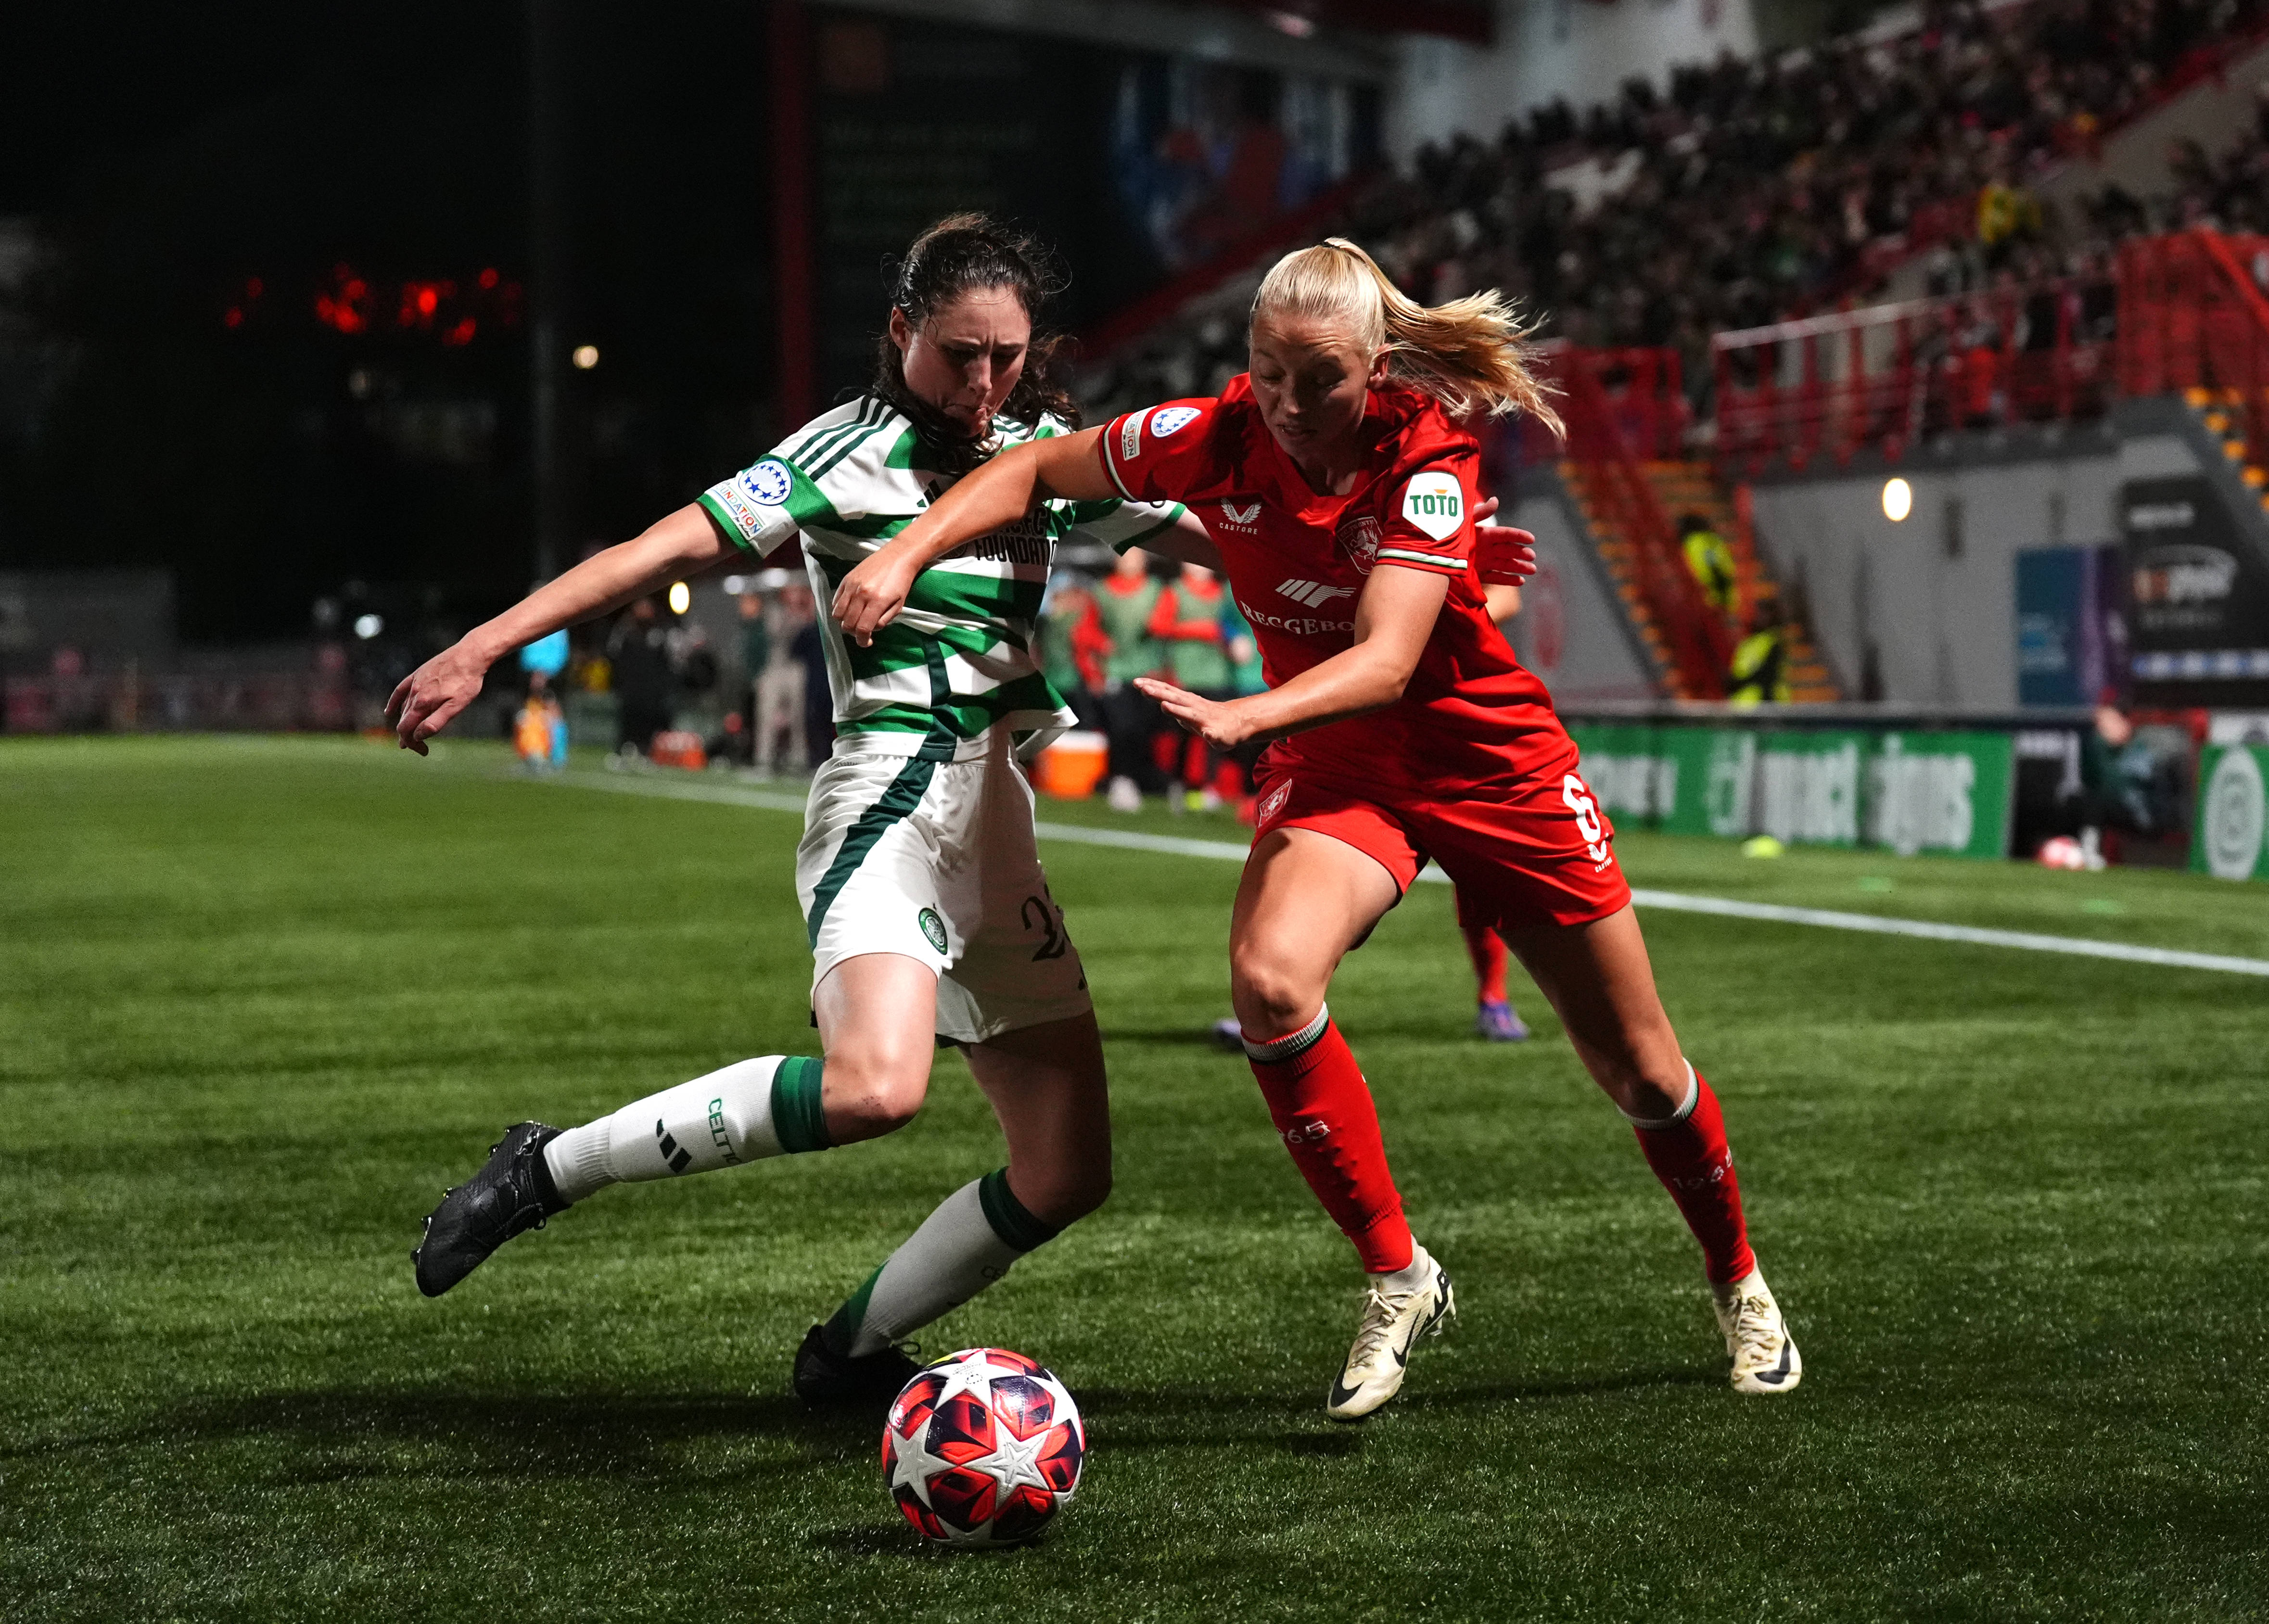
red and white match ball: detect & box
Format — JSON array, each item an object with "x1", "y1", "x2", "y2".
[
  {"x1": 2037, "y1": 835, "x2": 2088, "y2": 870},
  {"x1": 881, "y1": 1347, "x2": 1086, "y2": 1548}
]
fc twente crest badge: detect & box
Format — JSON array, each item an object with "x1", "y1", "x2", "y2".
[{"x1": 1337, "y1": 514, "x2": 1381, "y2": 575}]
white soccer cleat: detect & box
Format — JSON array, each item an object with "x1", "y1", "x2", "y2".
[
  {"x1": 1105, "y1": 775, "x2": 1143, "y2": 813},
  {"x1": 1326, "y1": 1245, "x2": 1454, "y2": 1421},
  {"x1": 1713, "y1": 1269, "x2": 1803, "y2": 1395}
]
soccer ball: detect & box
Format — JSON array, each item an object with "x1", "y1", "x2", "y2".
[
  {"x1": 881, "y1": 1347, "x2": 1085, "y2": 1547},
  {"x1": 2037, "y1": 835, "x2": 2087, "y2": 869}
]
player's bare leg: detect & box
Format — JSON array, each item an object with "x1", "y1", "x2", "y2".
[
  {"x1": 1502, "y1": 905, "x2": 1800, "y2": 1394},
  {"x1": 1228, "y1": 828, "x2": 1453, "y2": 1419},
  {"x1": 794, "y1": 1004, "x2": 1113, "y2": 1407},
  {"x1": 965, "y1": 1013, "x2": 1112, "y2": 1230}
]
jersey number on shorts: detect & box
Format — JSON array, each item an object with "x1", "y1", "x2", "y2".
[
  {"x1": 1561, "y1": 774, "x2": 1614, "y2": 870},
  {"x1": 1022, "y1": 893, "x2": 1069, "y2": 961}
]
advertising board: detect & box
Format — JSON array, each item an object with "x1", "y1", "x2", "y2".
[
  {"x1": 1566, "y1": 723, "x2": 2016, "y2": 859},
  {"x1": 2121, "y1": 476, "x2": 2269, "y2": 707},
  {"x1": 2192, "y1": 743, "x2": 2269, "y2": 880}
]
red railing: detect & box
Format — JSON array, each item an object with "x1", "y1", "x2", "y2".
[
  {"x1": 1533, "y1": 343, "x2": 1731, "y2": 698},
  {"x1": 1710, "y1": 228, "x2": 2269, "y2": 471},
  {"x1": 2117, "y1": 228, "x2": 2269, "y2": 467},
  {"x1": 1576, "y1": 346, "x2": 1688, "y2": 460},
  {"x1": 1712, "y1": 270, "x2": 2122, "y2": 470}
]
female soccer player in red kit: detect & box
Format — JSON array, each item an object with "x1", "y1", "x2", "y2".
[{"x1": 836, "y1": 239, "x2": 1800, "y2": 1419}]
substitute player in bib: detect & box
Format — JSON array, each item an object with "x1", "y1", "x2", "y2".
[
  {"x1": 834, "y1": 238, "x2": 1801, "y2": 1419},
  {"x1": 389, "y1": 216, "x2": 1190, "y2": 1403}
]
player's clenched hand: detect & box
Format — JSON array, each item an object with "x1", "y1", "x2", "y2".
[
  {"x1": 832, "y1": 547, "x2": 919, "y2": 647},
  {"x1": 386, "y1": 644, "x2": 487, "y2": 756},
  {"x1": 1135, "y1": 676, "x2": 1255, "y2": 750},
  {"x1": 1473, "y1": 495, "x2": 1537, "y2": 585}
]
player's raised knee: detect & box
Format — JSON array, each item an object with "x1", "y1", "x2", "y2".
[
  {"x1": 821, "y1": 1056, "x2": 930, "y2": 1141},
  {"x1": 1229, "y1": 950, "x2": 1325, "y2": 1041}
]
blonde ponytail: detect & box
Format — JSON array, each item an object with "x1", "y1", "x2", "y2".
[{"x1": 1250, "y1": 237, "x2": 1562, "y2": 436}]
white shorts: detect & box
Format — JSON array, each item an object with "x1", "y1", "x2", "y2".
[{"x1": 795, "y1": 735, "x2": 1092, "y2": 1045}]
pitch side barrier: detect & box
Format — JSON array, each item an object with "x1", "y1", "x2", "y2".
[{"x1": 1561, "y1": 700, "x2": 2127, "y2": 864}]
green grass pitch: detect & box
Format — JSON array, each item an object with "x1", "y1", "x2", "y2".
[{"x1": 3, "y1": 735, "x2": 2264, "y2": 1621}]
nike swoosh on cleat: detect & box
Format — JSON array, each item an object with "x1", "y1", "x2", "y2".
[
  {"x1": 1390, "y1": 1279, "x2": 1452, "y2": 1368},
  {"x1": 1751, "y1": 1339, "x2": 1794, "y2": 1385},
  {"x1": 1327, "y1": 1376, "x2": 1365, "y2": 1410}
]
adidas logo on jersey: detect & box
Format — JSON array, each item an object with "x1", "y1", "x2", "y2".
[
  {"x1": 1277, "y1": 578, "x2": 1355, "y2": 608},
  {"x1": 1220, "y1": 500, "x2": 1263, "y2": 530}
]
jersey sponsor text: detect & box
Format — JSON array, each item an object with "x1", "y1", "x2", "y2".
[{"x1": 1238, "y1": 596, "x2": 1353, "y2": 636}]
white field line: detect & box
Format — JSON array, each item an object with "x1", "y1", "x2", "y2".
[{"x1": 540, "y1": 768, "x2": 2269, "y2": 978}]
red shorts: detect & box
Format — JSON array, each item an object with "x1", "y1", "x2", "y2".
[{"x1": 1250, "y1": 758, "x2": 1633, "y2": 934}]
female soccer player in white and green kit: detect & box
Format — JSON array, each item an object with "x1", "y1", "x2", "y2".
[{"x1": 390, "y1": 215, "x2": 1193, "y2": 1402}]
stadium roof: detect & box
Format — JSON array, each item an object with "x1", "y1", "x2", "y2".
[{"x1": 1210, "y1": 0, "x2": 1492, "y2": 44}]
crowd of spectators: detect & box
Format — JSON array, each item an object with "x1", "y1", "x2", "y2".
[
  {"x1": 1080, "y1": 0, "x2": 2269, "y2": 423},
  {"x1": 2146, "y1": 77, "x2": 2269, "y2": 229}
]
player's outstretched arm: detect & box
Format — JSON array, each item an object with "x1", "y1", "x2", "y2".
[
  {"x1": 386, "y1": 503, "x2": 731, "y2": 755},
  {"x1": 833, "y1": 428, "x2": 1117, "y2": 646},
  {"x1": 1138, "y1": 564, "x2": 1449, "y2": 750}
]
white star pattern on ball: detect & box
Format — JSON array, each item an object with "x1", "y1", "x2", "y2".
[
  {"x1": 929, "y1": 1349, "x2": 1026, "y2": 1405},
  {"x1": 887, "y1": 1415, "x2": 954, "y2": 1509},
  {"x1": 973, "y1": 1420, "x2": 1053, "y2": 1498}
]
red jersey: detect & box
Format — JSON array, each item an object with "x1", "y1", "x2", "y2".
[{"x1": 1098, "y1": 376, "x2": 1576, "y2": 796}]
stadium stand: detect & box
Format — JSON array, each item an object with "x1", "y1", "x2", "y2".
[
  {"x1": 1084, "y1": 0, "x2": 2269, "y2": 418},
  {"x1": 1075, "y1": 0, "x2": 2269, "y2": 702}
]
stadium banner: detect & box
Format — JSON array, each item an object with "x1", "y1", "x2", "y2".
[
  {"x1": 1569, "y1": 723, "x2": 1674, "y2": 823},
  {"x1": 1863, "y1": 731, "x2": 2014, "y2": 860},
  {"x1": 2192, "y1": 744, "x2": 2269, "y2": 880},
  {"x1": 1753, "y1": 729, "x2": 1867, "y2": 848},
  {"x1": 1567, "y1": 724, "x2": 2015, "y2": 859}
]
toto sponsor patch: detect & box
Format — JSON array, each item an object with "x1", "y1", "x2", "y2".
[{"x1": 1401, "y1": 471, "x2": 1464, "y2": 540}]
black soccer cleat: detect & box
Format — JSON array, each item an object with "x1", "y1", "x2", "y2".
[
  {"x1": 413, "y1": 1121, "x2": 568, "y2": 1298},
  {"x1": 791, "y1": 1323, "x2": 921, "y2": 1408}
]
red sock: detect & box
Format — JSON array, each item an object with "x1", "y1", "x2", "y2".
[
  {"x1": 1243, "y1": 1007, "x2": 1414, "y2": 1273},
  {"x1": 1630, "y1": 1069, "x2": 1756, "y2": 1285},
  {"x1": 1462, "y1": 923, "x2": 1509, "y2": 1005}
]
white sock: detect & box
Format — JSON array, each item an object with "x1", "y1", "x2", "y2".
[
  {"x1": 824, "y1": 1171, "x2": 1060, "y2": 1357},
  {"x1": 543, "y1": 1056, "x2": 789, "y2": 1204},
  {"x1": 1374, "y1": 1242, "x2": 1434, "y2": 1294},
  {"x1": 1711, "y1": 1266, "x2": 1766, "y2": 1307}
]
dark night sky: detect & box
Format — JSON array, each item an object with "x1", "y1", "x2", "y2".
[{"x1": 0, "y1": 2, "x2": 777, "y2": 644}]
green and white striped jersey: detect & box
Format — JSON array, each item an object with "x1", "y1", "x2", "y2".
[{"x1": 700, "y1": 395, "x2": 1183, "y2": 761}]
